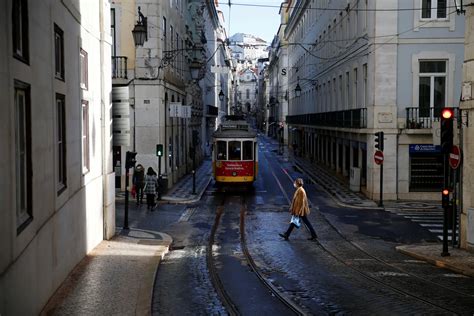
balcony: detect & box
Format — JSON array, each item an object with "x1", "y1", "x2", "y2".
[
  {"x1": 286, "y1": 108, "x2": 367, "y2": 129},
  {"x1": 405, "y1": 107, "x2": 459, "y2": 129},
  {"x1": 112, "y1": 56, "x2": 128, "y2": 79}
]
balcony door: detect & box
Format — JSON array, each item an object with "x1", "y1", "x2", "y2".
[{"x1": 418, "y1": 60, "x2": 447, "y2": 118}]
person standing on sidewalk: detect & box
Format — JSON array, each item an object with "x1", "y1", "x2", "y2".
[
  {"x1": 144, "y1": 167, "x2": 158, "y2": 210},
  {"x1": 279, "y1": 178, "x2": 318, "y2": 241},
  {"x1": 132, "y1": 164, "x2": 145, "y2": 206}
]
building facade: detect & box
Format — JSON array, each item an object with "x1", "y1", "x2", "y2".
[
  {"x1": 460, "y1": 3, "x2": 474, "y2": 251},
  {"x1": 281, "y1": 0, "x2": 464, "y2": 200},
  {"x1": 0, "y1": 0, "x2": 114, "y2": 314},
  {"x1": 111, "y1": 0, "x2": 231, "y2": 189}
]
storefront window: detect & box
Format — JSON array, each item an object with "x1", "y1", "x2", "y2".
[{"x1": 409, "y1": 145, "x2": 444, "y2": 191}]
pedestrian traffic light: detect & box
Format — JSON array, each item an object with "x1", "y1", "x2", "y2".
[
  {"x1": 440, "y1": 107, "x2": 454, "y2": 153},
  {"x1": 125, "y1": 151, "x2": 137, "y2": 169},
  {"x1": 442, "y1": 188, "x2": 450, "y2": 208},
  {"x1": 374, "y1": 131, "x2": 384, "y2": 151},
  {"x1": 156, "y1": 144, "x2": 163, "y2": 157}
]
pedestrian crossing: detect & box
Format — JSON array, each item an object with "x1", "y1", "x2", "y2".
[{"x1": 392, "y1": 209, "x2": 459, "y2": 242}]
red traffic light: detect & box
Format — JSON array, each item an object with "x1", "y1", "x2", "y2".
[
  {"x1": 442, "y1": 189, "x2": 449, "y2": 196},
  {"x1": 441, "y1": 108, "x2": 453, "y2": 119}
]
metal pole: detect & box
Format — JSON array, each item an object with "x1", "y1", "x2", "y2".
[
  {"x1": 379, "y1": 163, "x2": 384, "y2": 207},
  {"x1": 452, "y1": 168, "x2": 457, "y2": 247},
  {"x1": 158, "y1": 156, "x2": 162, "y2": 200},
  {"x1": 441, "y1": 153, "x2": 450, "y2": 256},
  {"x1": 124, "y1": 166, "x2": 129, "y2": 230},
  {"x1": 192, "y1": 149, "x2": 196, "y2": 194}
]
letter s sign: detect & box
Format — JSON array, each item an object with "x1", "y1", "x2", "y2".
[{"x1": 281, "y1": 68, "x2": 287, "y2": 76}]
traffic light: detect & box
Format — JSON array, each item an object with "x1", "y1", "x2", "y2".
[
  {"x1": 440, "y1": 107, "x2": 454, "y2": 153},
  {"x1": 374, "y1": 131, "x2": 384, "y2": 151},
  {"x1": 156, "y1": 144, "x2": 163, "y2": 157},
  {"x1": 442, "y1": 188, "x2": 450, "y2": 208},
  {"x1": 125, "y1": 151, "x2": 137, "y2": 169}
]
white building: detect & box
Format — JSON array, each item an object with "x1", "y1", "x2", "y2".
[
  {"x1": 0, "y1": 0, "x2": 114, "y2": 314},
  {"x1": 228, "y1": 33, "x2": 269, "y2": 63},
  {"x1": 280, "y1": 0, "x2": 464, "y2": 201}
]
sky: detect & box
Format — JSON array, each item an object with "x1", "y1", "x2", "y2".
[{"x1": 218, "y1": 0, "x2": 282, "y2": 43}]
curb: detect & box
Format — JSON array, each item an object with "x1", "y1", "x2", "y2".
[
  {"x1": 396, "y1": 245, "x2": 474, "y2": 278},
  {"x1": 160, "y1": 177, "x2": 212, "y2": 204}
]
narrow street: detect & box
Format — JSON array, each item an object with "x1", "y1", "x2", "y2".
[{"x1": 146, "y1": 136, "x2": 474, "y2": 315}]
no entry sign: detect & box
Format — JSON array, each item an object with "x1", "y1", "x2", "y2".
[
  {"x1": 449, "y1": 145, "x2": 461, "y2": 169},
  {"x1": 374, "y1": 150, "x2": 384, "y2": 165}
]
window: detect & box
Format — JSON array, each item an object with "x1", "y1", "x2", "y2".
[
  {"x1": 111, "y1": 8, "x2": 116, "y2": 56},
  {"x1": 353, "y1": 68, "x2": 358, "y2": 107},
  {"x1": 56, "y1": 94, "x2": 67, "y2": 193},
  {"x1": 12, "y1": 0, "x2": 29, "y2": 63},
  {"x1": 80, "y1": 49, "x2": 88, "y2": 90},
  {"x1": 170, "y1": 25, "x2": 174, "y2": 50},
  {"x1": 345, "y1": 71, "x2": 350, "y2": 108},
  {"x1": 54, "y1": 24, "x2": 65, "y2": 80},
  {"x1": 363, "y1": 63, "x2": 368, "y2": 107},
  {"x1": 15, "y1": 80, "x2": 32, "y2": 233},
  {"x1": 162, "y1": 17, "x2": 167, "y2": 50},
  {"x1": 421, "y1": 0, "x2": 447, "y2": 19},
  {"x1": 246, "y1": 89, "x2": 250, "y2": 99},
  {"x1": 82, "y1": 100, "x2": 90, "y2": 173},
  {"x1": 243, "y1": 141, "x2": 253, "y2": 160},
  {"x1": 216, "y1": 141, "x2": 227, "y2": 160},
  {"x1": 228, "y1": 141, "x2": 241, "y2": 160},
  {"x1": 418, "y1": 60, "x2": 447, "y2": 117}
]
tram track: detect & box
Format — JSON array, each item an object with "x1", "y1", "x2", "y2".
[
  {"x1": 260, "y1": 138, "x2": 472, "y2": 315},
  {"x1": 207, "y1": 194, "x2": 305, "y2": 315}
]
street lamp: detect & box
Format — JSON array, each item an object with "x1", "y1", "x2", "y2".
[
  {"x1": 132, "y1": 7, "x2": 147, "y2": 46},
  {"x1": 219, "y1": 90, "x2": 225, "y2": 101},
  {"x1": 294, "y1": 83, "x2": 302, "y2": 97},
  {"x1": 189, "y1": 58, "x2": 203, "y2": 81}
]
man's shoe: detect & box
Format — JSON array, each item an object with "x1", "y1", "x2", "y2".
[
  {"x1": 279, "y1": 233, "x2": 289, "y2": 241},
  {"x1": 308, "y1": 235, "x2": 317, "y2": 241}
]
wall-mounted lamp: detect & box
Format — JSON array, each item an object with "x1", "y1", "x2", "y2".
[
  {"x1": 218, "y1": 90, "x2": 225, "y2": 101},
  {"x1": 189, "y1": 58, "x2": 203, "y2": 80},
  {"x1": 132, "y1": 7, "x2": 147, "y2": 46},
  {"x1": 294, "y1": 77, "x2": 318, "y2": 98},
  {"x1": 294, "y1": 83, "x2": 302, "y2": 98}
]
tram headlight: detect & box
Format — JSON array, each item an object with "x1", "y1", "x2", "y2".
[{"x1": 232, "y1": 172, "x2": 237, "y2": 176}]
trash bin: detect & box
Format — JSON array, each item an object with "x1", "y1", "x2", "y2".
[{"x1": 159, "y1": 174, "x2": 168, "y2": 194}]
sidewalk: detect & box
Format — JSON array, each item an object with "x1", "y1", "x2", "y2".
[
  {"x1": 41, "y1": 228, "x2": 172, "y2": 316},
  {"x1": 265, "y1": 136, "x2": 474, "y2": 278},
  {"x1": 160, "y1": 158, "x2": 212, "y2": 204},
  {"x1": 41, "y1": 158, "x2": 213, "y2": 315}
]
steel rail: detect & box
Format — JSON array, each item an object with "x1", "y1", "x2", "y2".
[{"x1": 261, "y1": 137, "x2": 464, "y2": 315}]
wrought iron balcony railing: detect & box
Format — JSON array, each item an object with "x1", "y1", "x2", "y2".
[
  {"x1": 286, "y1": 108, "x2": 367, "y2": 129},
  {"x1": 405, "y1": 107, "x2": 460, "y2": 129},
  {"x1": 112, "y1": 56, "x2": 128, "y2": 79}
]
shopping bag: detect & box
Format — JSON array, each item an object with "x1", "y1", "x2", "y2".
[
  {"x1": 131, "y1": 185, "x2": 136, "y2": 198},
  {"x1": 290, "y1": 215, "x2": 301, "y2": 228}
]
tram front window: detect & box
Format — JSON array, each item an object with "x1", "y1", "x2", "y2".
[
  {"x1": 229, "y1": 141, "x2": 241, "y2": 160},
  {"x1": 217, "y1": 141, "x2": 227, "y2": 160},
  {"x1": 243, "y1": 141, "x2": 253, "y2": 160}
]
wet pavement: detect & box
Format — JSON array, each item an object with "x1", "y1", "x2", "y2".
[{"x1": 41, "y1": 138, "x2": 474, "y2": 315}]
